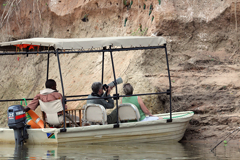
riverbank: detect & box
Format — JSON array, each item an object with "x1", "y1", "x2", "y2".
[
  {"x1": 1, "y1": 0, "x2": 240, "y2": 141},
  {"x1": 169, "y1": 50, "x2": 240, "y2": 141}
]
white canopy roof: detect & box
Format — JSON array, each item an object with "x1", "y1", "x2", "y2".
[{"x1": 0, "y1": 36, "x2": 166, "y2": 50}]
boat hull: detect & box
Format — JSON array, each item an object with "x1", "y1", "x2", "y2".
[{"x1": 0, "y1": 111, "x2": 193, "y2": 145}]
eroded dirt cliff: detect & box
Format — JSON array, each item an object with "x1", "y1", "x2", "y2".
[{"x1": 1, "y1": 0, "x2": 240, "y2": 141}]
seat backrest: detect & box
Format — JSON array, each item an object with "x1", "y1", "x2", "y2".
[
  {"x1": 84, "y1": 104, "x2": 107, "y2": 125},
  {"x1": 39, "y1": 99, "x2": 63, "y2": 125},
  {"x1": 118, "y1": 103, "x2": 140, "y2": 121}
]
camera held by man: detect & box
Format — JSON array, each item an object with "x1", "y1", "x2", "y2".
[{"x1": 103, "y1": 77, "x2": 123, "y2": 91}]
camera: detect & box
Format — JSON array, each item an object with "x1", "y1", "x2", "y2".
[{"x1": 103, "y1": 77, "x2": 123, "y2": 91}]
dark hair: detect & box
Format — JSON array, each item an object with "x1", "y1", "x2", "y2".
[
  {"x1": 92, "y1": 82, "x2": 102, "y2": 93},
  {"x1": 123, "y1": 83, "x2": 133, "y2": 95},
  {"x1": 45, "y1": 79, "x2": 56, "y2": 89}
]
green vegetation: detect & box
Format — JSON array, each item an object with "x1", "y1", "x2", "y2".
[
  {"x1": 3, "y1": 4, "x2": 7, "y2": 6},
  {"x1": 158, "y1": 0, "x2": 161, "y2": 5}
]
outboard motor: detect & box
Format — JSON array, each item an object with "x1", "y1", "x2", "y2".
[{"x1": 8, "y1": 105, "x2": 29, "y2": 145}]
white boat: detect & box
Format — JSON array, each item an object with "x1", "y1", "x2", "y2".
[
  {"x1": 0, "y1": 111, "x2": 193, "y2": 145},
  {"x1": 0, "y1": 37, "x2": 194, "y2": 145}
]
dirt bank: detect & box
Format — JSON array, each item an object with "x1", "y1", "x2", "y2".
[{"x1": 1, "y1": 0, "x2": 240, "y2": 141}]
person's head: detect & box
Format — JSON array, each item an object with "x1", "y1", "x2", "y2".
[
  {"x1": 92, "y1": 82, "x2": 103, "y2": 95},
  {"x1": 45, "y1": 79, "x2": 57, "y2": 90},
  {"x1": 123, "y1": 83, "x2": 133, "y2": 95}
]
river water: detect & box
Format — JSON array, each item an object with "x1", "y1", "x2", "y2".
[{"x1": 0, "y1": 141, "x2": 239, "y2": 159}]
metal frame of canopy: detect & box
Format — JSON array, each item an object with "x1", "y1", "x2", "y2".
[{"x1": 0, "y1": 37, "x2": 172, "y2": 132}]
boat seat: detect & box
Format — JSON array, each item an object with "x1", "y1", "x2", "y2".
[
  {"x1": 118, "y1": 103, "x2": 140, "y2": 122},
  {"x1": 83, "y1": 104, "x2": 107, "y2": 125},
  {"x1": 40, "y1": 99, "x2": 81, "y2": 127}
]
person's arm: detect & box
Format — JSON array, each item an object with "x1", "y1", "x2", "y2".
[
  {"x1": 106, "y1": 86, "x2": 114, "y2": 95},
  {"x1": 100, "y1": 94, "x2": 114, "y2": 109},
  {"x1": 26, "y1": 94, "x2": 41, "y2": 111},
  {"x1": 137, "y1": 96, "x2": 152, "y2": 116},
  {"x1": 99, "y1": 86, "x2": 114, "y2": 109}
]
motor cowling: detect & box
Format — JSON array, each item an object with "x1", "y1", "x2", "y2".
[
  {"x1": 8, "y1": 105, "x2": 26, "y2": 129},
  {"x1": 7, "y1": 105, "x2": 29, "y2": 145}
]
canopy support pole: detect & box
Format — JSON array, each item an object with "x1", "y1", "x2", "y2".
[
  {"x1": 164, "y1": 44, "x2": 172, "y2": 122},
  {"x1": 109, "y1": 46, "x2": 119, "y2": 128},
  {"x1": 101, "y1": 47, "x2": 106, "y2": 84},
  {"x1": 46, "y1": 53, "x2": 50, "y2": 80},
  {"x1": 56, "y1": 50, "x2": 67, "y2": 132}
]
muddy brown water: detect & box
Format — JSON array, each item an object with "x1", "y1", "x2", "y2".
[{"x1": 0, "y1": 141, "x2": 240, "y2": 159}]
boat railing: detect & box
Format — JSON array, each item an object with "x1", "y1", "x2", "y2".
[{"x1": 0, "y1": 91, "x2": 168, "y2": 102}]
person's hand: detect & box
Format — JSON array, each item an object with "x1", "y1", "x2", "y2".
[
  {"x1": 24, "y1": 107, "x2": 30, "y2": 112},
  {"x1": 103, "y1": 84, "x2": 108, "y2": 91},
  {"x1": 107, "y1": 86, "x2": 114, "y2": 95}
]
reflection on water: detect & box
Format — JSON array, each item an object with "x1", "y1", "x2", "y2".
[{"x1": 0, "y1": 141, "x2": 240, "y2": 159}]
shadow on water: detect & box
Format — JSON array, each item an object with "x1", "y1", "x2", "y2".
[{"x1": 0, "y1": 141, "x2": 240, "y2": 159}]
